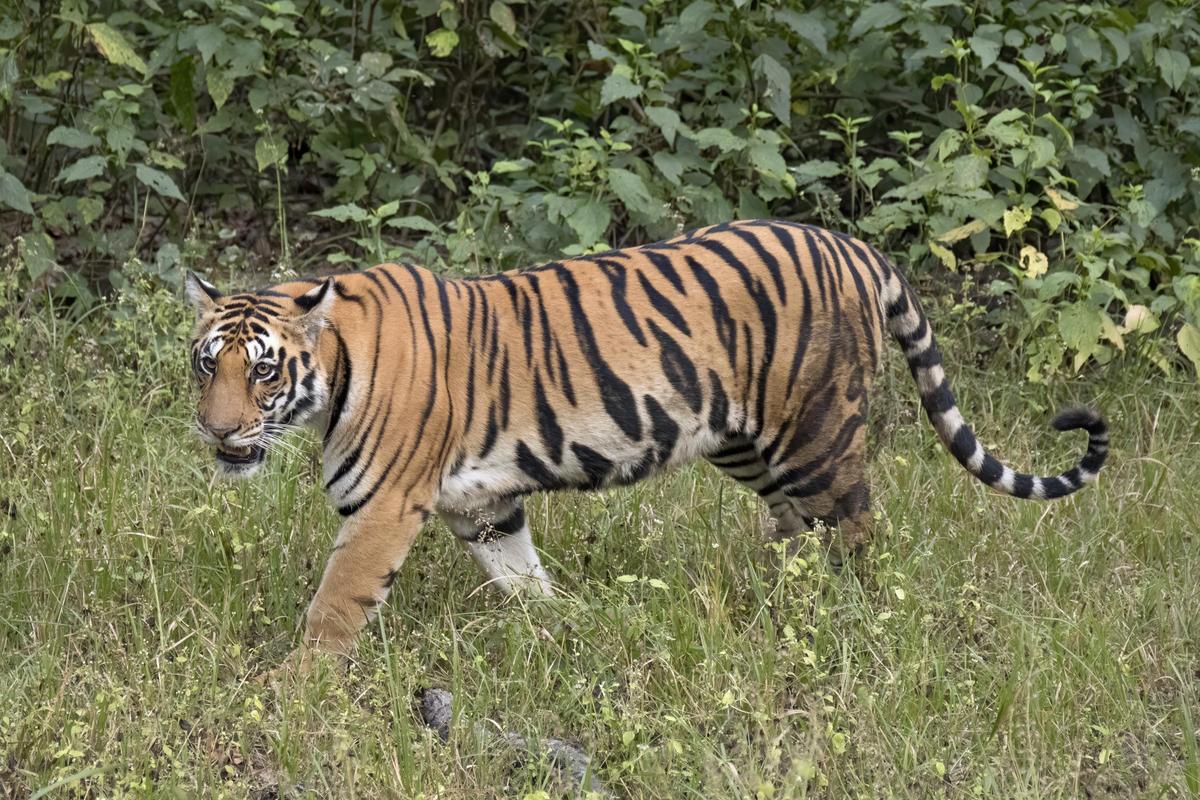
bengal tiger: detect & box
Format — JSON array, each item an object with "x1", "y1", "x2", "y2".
[{"x1": 184, "y1": 219, "x2": 1108, "y2": 662}]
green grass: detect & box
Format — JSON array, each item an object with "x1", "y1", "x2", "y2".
[{"x1": 2, "y1": 279, "x2": 1198, "y2": 799}]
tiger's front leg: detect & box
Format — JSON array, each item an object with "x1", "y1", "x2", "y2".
[{"x1": 303, "y1": 499, "x2": 428, "y2": 657}]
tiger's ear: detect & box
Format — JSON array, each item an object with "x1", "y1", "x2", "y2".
[
  {"x1": 184, "y1": 271, "x2": 222, "y2": 315},
  {"x1": 294, "y1": 279, "x2": 336, "y2": 335}
]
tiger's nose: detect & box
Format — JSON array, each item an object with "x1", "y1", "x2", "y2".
[{"x1": 204, "y1": 422, "x2": 240, "y2": 441}]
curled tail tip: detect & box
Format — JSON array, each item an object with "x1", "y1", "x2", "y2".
[{"x1": 1051, "y1": 406, "x2": 1107, "y2": 436}]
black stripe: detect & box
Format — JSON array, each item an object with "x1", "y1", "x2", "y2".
[
  {"x1": 637, "y1": 271, "x2": 691, "y2": 336},
  {"x1": 553, "y1": 265, "x2": 643, "y2": 441}
]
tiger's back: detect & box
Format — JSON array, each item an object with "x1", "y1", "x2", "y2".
[{"x1": 185, "y1": 218, "x2": 1108, "y2": 658}]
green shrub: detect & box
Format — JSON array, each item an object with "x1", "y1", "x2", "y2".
[{"x1": 0, "y1": 0, "x2": 1196, "y2": 376}]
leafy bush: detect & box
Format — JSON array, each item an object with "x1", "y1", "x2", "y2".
[{"x1": 0, "y1": 0, "x2": 1197, "y2": 377}]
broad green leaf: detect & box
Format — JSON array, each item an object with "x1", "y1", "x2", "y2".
[
  {"x1": 1155, "y1": 48, "x2": 1189, "y2": 91},
  {"x1": 254, "y1": 137, "x2": 287, "y2": 172},
  {"x1": 748, "y1": 142, "x2": 787, "y2": 180},
  {"x1": 56, "y1": 155, "x2": 107, "y2": 183},
  {"x1": 134, "y1": 164, "x2": 185, "y2": 202},
  {"x1": 952, "y1": 154, "x2": 990, "y2": 190},
  {"x1": 969, "y1": 34, "x2": 1001, "y2": 68},
  {"x1": 86, "y1": 23, "x2": 148, "y2": 76},
  {"x1": 678, "y1": 1, "x2": 716, "y2": 33},
  {"x1": 169, "y1": 57, "x2": 197, "y2": 130},
  {"x1": 311, "y1": 204, "x2": 369, "y2": 222},
  {"x1": 849, "y1": 2, "x2": 902, "y2": 39},
  {"x1": 983, "y1": 108, "x2": 1026, "y2": 145},
  {"x1": 694, "y1": 127, "x2": 745, "y2": 153},
  {"x1": 46, "y1": 126, "x2": 99, "y2": 150},
  {"x1": 600, "y1": 72, "x2": 640, "y2": 106},
  {"x1": 1058, "y1": 304, "x2": 1102, "y2": 365},
  {"x1": 206, "y1": 69, "x2": 234, "y2": 109},
  {"x1": 0, "y1": 169, "x2": 33, "y2": 214},
  {"x1": 488, "y1": 1, "x2": 516, "y2": 36},
  {"x1": 652, "y1": 151, "x2": 686, "y2": 185},
  {"x1": 1101, "y1": 27, "x2": 1129, "y2": 66},
  {"x1": 492, "y1": 158, "x2": 533, "y2": 173},
  {"x1": 426, "y1": 28, "x2": 459, "y2": 58},
  {"x1": 752, "y1": 53, "x2": 791, "y2": 125},
  {"x1": 773, "y1": 9, "x2": 826, "y2": 54},
  {"x1": 566, "y1": 198, "x2": 610, "y2": 245},
  {"x1": 385, "y1": 215, "x2": 440, "y2": 234},
  {"x1": 646, "y1": 106, "x2": 683, "y2": 147},
  {"x1": 1178, "y1": 323, "x2": 1200, "y2": 375},
  {"x1": 794, "y1": 159, "x2": 841, "y2": 180},
  {"x1": 192, "y1": 24, "x2": 226, "y2": 64},
  {"x1": 77, "y1": 196, "x2": 104, "y2": 225},
  {"x1": 608, "y1": 167, "x2": 660, "y2": 219}
]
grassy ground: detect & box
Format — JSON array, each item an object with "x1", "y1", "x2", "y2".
[{"x1": 1, "y1": 273, "x2": 1198, "y2": 799}]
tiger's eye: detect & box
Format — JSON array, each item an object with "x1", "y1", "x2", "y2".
[
  {"x1": 253, "y1": 362, "x2": 276, "y2": 380},
  {"x1": 200, "y1": 356, "x2": 215, "y2": 372}
]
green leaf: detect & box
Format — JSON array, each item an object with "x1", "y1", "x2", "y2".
[
  {"x1": 488, "y1": 1, "x2": 516, "y2": 36},
  {"x1": 254, "y1": 137, "x2": 287, "y2": 172},
  {"x1": 653, "y1": 151, "x2": 686, "y2": 185},
  {"x1": 773, "y1": 9, "x2": 826, "y2": 54},
  {"x1": 608, "y1": 167, "x2": 660, "y2": 219},
  {"x1": 192, "y1": 24, "x2": 226, "y2": 64},
  {"x1": 385, "y1": 215, "x2": 440, "y2": 234},
  {"x1": 849, "y1": 2, "x2": 902, "y2": 40},
  {"x1": 0, "y1": 169, "x2": 33, "y2": 214},
  {"x1": 748, "y1": 142, "x2": 787, "y2": 179},
  {"x1": 1155, "y1": 49, "x2": 1190, "y2": 91},
  {"x1": 794, "y1": 159, "x2": 842, "y2": 180},
  {"x1": 56, "y1": 155, "x2": 107, "y2": 184},
  {"x1": 600, "y1": 72, "x2": 641, "y2": 106},
  {"x1": 566, "y1": 198, "x2": 610, "y2": 245},
  {"x1": 86, "y1": 23, "x2": 148, "y2": 76},
  {"x1": 694, "y1": 127, "x2": 745, "y2": 153},
  {"x1": 46, "y1": 126, "x2": 99, "y2": 150},
  {"x1": 646, "y1": 106, "x2": 683, "y2": 147},
  {"x1": 983, "y1": 108, "x2": 1026, "y2": 146},
  {"x1": 311, "y1": 204, "x2": 369, "y2": 223},
  {"x1": 426, "y1": 28, "x2": 459, "y2": 58},
  {"x1": 169, "y1": 57, "x2": 197, "y2": 130},
  {"x1": 752, "y1": 53, "x2": 791, "y2": 125},
  {"x1": 1178, "y1": 324, "x2": 1200, "y2": 376},
  {"x1": 492, "y1": 158, "x2": 533, "y2": 173},
  {"x1": 969, "y1": 34, "x2": 1001, "y2": 69},
  {"x1": 206, "y1": 69, "x2": 234, "y2": 109},
  {"x1": 1058, "y1": 304, "x2": 1102, "y2": 368},
  {"x1": 134, "y1": 164, "x2": 185, "y2": 202},
  {"x1": 77, "y1": 196, "x2": 103, "y2": 225}
]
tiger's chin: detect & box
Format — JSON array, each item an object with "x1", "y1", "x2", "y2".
[{"x1": 214, "y1": 443, "x2": 267, "y2": 478}]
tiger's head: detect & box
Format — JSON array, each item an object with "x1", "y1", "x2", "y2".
[{"x1": 184, "y1": 272, "x2": 335, "y2": 477}]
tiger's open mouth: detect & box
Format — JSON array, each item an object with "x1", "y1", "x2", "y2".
[{"x1": 215, "y1": 443, "x2": 266, "y2": 467}]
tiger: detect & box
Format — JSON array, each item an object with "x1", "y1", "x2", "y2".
[{"x1": 184, "y1": 218, "x2": 1109, "y2": 662}]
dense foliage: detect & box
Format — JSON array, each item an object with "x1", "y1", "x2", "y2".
[{"x1": 1, "y1": 0, "x2": 1198, "y2": 377}]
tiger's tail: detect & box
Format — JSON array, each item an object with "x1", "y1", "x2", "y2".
[{"x1": 879, "y1": 268, "x2": 1108, "y2": 500}]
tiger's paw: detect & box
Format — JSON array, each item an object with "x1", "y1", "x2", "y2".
[{"x1": 252, "y1": 646, "x2": 344, "y2": 686}]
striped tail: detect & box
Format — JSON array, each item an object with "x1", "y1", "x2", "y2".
[{"x1": 879, "y1": 269, "x2": 1108, "y2": 500}]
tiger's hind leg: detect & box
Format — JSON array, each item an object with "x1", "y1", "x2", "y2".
[
  {"x1": 707, "y1": 436, "x2": 812, "y2": 550},
  {"x1": 440, "y1": 498, "x2": 555, "y2": 597},
  {"x1": 765, "y1": 424, "x2": 873, "y2": 570}
]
